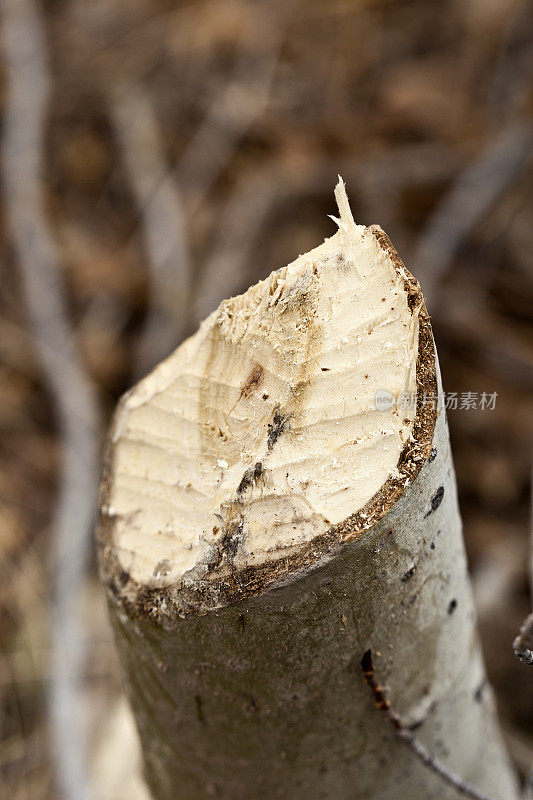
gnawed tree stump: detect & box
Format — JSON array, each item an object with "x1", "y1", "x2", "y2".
[{"x1": 97, "y1": 180, "x2": 519, "y2": 800}]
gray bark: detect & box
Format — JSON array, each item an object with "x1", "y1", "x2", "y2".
[
  {"x1": 98, "y1": 219, "x2": 519, "y2": 799},
  {"x1": 103, "y1": 367, "x2": 518, "y2": 799}
]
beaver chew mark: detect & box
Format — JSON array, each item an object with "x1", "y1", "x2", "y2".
[
  {"x1": 105, "y1": 178, "x2": 420, "y2": 585},
  {"x1": 268, "y1": 408, "x2": 289, "y2": 451}
]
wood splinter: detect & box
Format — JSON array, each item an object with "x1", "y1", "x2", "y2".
[{"x1": 97, "y1": 179, "x2": 519, "y2": 800}]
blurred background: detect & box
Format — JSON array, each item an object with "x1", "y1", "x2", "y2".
[{"x1": 0, "y1": 0, "x2": 532, "y2": 798}]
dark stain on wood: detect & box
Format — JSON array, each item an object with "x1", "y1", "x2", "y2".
[
  {"x1": 267, "y1": 407, "x2": 289, "y2": 451},
  {"x1": 236, "y1": 462, "x2": 263, "y2": 495},
  {"x1": 240, "y1": 364, "x2": 264, "y2": 398},
  {"x1": 219, "y1": 521, "x2": 243, "y2": 564},
  {"x1": 118, "y1": 569, "x2": 130, "y2": 586},
  {"x1": 208, "y1": 518, "x2": 244, "y2": 573}
]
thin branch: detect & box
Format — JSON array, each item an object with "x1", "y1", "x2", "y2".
[
  {"x1": 111, "y1": 0, "x2": 286, "y2": 371},
  {"x1": 361, "y1": 649, "x2": 497, "y2": 800},
  {"x1": 110, "y1": 83, "x2": 193, "y2": 376},
  {"x1": 0, "y1": 2, "x2": 101, "y2": 799},
  {"x1": 413, "y1": 123, "x2": 533, "y2": 304},
  {"x1": 177, "y1": 0, "x2": 287, "y2": 213},
  {"x1": 193, "y1": 170, "x2": 279, "y2": 322}
]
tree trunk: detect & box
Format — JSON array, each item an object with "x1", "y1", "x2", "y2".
[{"x1": 97, "y1": 182, "x2": 519, "y2": 800}]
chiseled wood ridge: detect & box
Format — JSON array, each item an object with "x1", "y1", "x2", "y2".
[{"x1": 97, "y1": 181, "x2": 519, "y2": 800}]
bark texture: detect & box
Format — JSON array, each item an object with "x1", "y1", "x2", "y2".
[
  {"x1": 98, "y1": 218, "x2": 519, "y2": 800},
  {"x1": 105, "y1": 386, "x2": 518, "y2": 800}
]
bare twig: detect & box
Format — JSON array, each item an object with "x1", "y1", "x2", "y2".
[
  {"x1": 110, "y1": 83, "x2": 193, "y2": 376},
  {"x1": 193, "y1": 170, "x2": 279, "y2": 322},
  {"x1": 413, "y1": 123, "x2": 533, "y2": 304},
  {"x1": 177, "y1": 0, "x2": 287, "y2": 212},
  {"x1": 0, "y1": 2, "x2": 101, "y2": 799},
  {"x1": 361, "y1": 649, "x2": 497, "y2": 800},
  {"x1": 110, "y1": 1, "x2": 286, "y2": 373}
]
